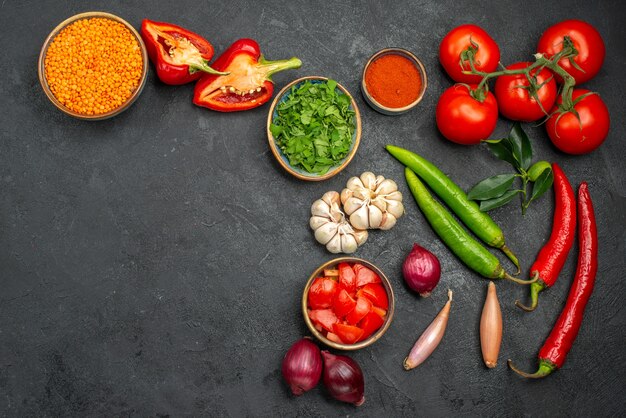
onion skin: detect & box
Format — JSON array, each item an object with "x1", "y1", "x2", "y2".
[
  {"x1": 321, "y1": 351, "x2": 365, "y2": 406},
  {"x1": 402, "y1": 243, "x2": 441, "y2": 297},
  {"x1": 480, "y1": 282, "x2": 503, "y2": 368},
  {"x1": 282, "y1": 338, "x2": 322, "y2": 396},
  {"x1": 404, "y1": 289, "x2": 452, "y2": 370}
]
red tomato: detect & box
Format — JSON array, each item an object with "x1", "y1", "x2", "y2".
[
  {"x1": 353, "y1": 264, "x2": 381, "y2": 287},
  {"x1": 333, "y1": 289, "x2": 357, "y2": 318},
  {"x1": 307, "y1": 277, "x2": 338, "y2": 309},
  {"x1": 494, "y1": 62, "x2": 557, "y2": 122},
  {"x1": 439, "y1": 24, "x2": 500, "y2": 83},
  {"x1": 345, "y1": 296, "x2": 372, "y2": 325},
  {"x1": 332, "y1": 323, "x2": 364, "y2": 345},
  {"x1": 308, "y1": 309, "x2": 338, "y2": 333},
  {"x1": 357, "y1": 283, "x2": 389, "y2": 310},
  {"x1": 546, "y1": 89, "x2": 610, "y2": 155},
  {"x1": 338, "y1": 262, "x2": 357, "y2": 294},
  {"x1": 537, "y1": 20, "x2": 605, "y2": 84},
  {"x1": 436, "y1": 84, "x2": 498, "y2": 144},
  {"x1": 358, "y1": 312, "x2": 385, "y2": 341}
]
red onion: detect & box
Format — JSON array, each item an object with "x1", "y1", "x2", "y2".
[
  {"x1": 321, "y1": 351, "x2": 365, "y2": 406},
  {"x1": 402, "y1": 243, "x2": 441, "y2": 297},
  {"x1": 282, "y1": 338, "x2": 322, "y2": 396}
]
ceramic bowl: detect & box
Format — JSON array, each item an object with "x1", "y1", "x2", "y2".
[
  {"x1": 266, "y1": 76, "x2": 361, "y2": 181},
  {"x1": 302, "y1": 257, "x2": 395, "y2": 350},
  {"x1": 38, "y1": 12, "x2": 148, "y2": 120},
  {"x1": 361, "y1": 48, "x2": 427, "y2": 115}
]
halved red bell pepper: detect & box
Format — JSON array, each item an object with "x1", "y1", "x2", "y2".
[
  {"x1": 193, "y1": 38, "x2": 302, "y2": 112},
  {"x1": 141, "y1": 19, "x2": 227, "y2": 85}
]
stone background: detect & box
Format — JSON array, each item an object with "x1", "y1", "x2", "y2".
[{"x1": 1, "y1": 0, "x2": 625, "y2": 416}]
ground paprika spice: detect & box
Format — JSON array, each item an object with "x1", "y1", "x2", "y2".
[{"x1": 364, "y1": 53, "x2": 422, "y2": 108}]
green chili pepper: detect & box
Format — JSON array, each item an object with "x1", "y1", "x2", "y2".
[
  {"x1": 404, "y1": 168, "x2": 535, "y2": 285},
  {"x1": 387, "y1": 144, "x2": 520, "y2": 274}
]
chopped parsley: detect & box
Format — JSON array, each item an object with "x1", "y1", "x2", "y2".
[{"x1": 270, "y1": 79, "x2": 355, "y2": 175}]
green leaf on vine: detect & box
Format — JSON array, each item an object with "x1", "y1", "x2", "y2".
[
  {"x1": 479, "y1": 190, "x2": 520, "y2": 212},
  {"x1": 468, "y1": 174, "x2": 517, "y2": 201}
]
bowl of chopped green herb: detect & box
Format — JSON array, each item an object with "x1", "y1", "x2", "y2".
[{"x1": 267, "y1": 76, "x2": 362, "y2": 181}]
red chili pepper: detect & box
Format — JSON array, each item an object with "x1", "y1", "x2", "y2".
[
  {"x1": 516, "y1": 163, "x2": 576, "y2": 311},
  {"x1": 509, "y1": 182, "x2": 597, "y2": 378},
  {"x1": 140, "y1": 19, "x2": 227, "y2": 85},
  {"x1": 193, "y1": 38, "x2": 302, "y2": 112}
]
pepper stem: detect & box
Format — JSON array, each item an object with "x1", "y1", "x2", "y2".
[
  {"x1": 508, "y1": 359, "x2": 555, "y2": 379},
  {"x1": 501, "y1": 245, "x2": 521, "y2": 275},
  {"x1": 515, "y1": 275, "x2": 544, "y2": 311},
  {"x1": 189, "y1": 59, "x2": 230, "y2": 76},
  {"x1": 503, "y1": 271, "x2": 538, "y2": 285},
  {"x1": 258, "y1": 55, "x2": 302, "y2": 81}
]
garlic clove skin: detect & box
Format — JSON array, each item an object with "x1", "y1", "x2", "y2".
[
  {"x1": 340, "y1": 171, "x2": 404, "y2": 231},
  {"x1": 314, "y1": 222, "x2": 338, "y2": 245},
  {"x1": 385, "y1": 191, "x2": 403, "y2": 201},
  {"x1": 346, "y1": 176, "x2": 365, "y2": 191},
  {"x1": 311, "y1": 199, "x2": 332, "y2": 218},
  {"x1": 343, "y1": 197, "x2": 365, "y2": 216},
  {"x1": 386, "y1": 199, "x2": 405, "y2": 219},
  {"x1": 360, "y1": 172, "x2": 377, "y2": 189},
  {"x1": 378, "y1": 213, "x2": 397, "y2": 231},
  {"x1": 310, "y1": 190, "x2": 369, "y2": 254},
  {"x1": 326, "y1": 234, "x2": 343, "y2": 254},
  {"x1": 340, "y1": 233, "x2": 358, "y2": 254},
  {"x1": 340, "y1": 188, "x2": 354, "y2": 205},
  {"x1": 349, "y1": 206, "x2": 370, "y2": 230},
  {"x1": 376, "y1": 179, "x2": 398, "y2": 195},
  {"x1": 354, "y1": 230, "x2": 368, "y2": 246},
  {"x1": 310, "y1": 216, "x2": 329, "y2": 230},
  {"x1": 368, "y1": 205, "x2": 383, "y2": 229}
]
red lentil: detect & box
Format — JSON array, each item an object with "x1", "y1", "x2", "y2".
[{"x1": 44, "y1": 17, "x2": 143, "y2": 115}]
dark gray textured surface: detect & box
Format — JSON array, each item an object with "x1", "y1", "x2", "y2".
[{"x1": 1, "y1": 0, "x2": 625, "y2": 416}]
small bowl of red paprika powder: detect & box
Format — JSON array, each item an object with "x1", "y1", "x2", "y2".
[{"x1": 361, "y1": 48, "x2": 427, "y2": 115}]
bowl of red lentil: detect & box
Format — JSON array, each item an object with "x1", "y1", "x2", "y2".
[
  {"x1": 38, "y1": 12, "x2": 148, "y2": 120},
  {"x1": 361, "y1": 48, "x2": 427, "y2": 115}
]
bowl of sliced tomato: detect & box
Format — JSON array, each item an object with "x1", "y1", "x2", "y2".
[{"x1": 302, "y1": 257, "x2": 395, "y2": 350}]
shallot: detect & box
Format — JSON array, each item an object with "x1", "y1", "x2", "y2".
[
  {"x1": 321, "y1": 351, "x2": 365, "y2": 406},
  {"x1": 480, "y1": 282, "x2": 502, "y2": 368},
  {"x1": 402, "y1": 243, "x2": 441, "y2": 297},
  {"x1": 282, "y1": 338, "x2": 322, "y2": 396},
  {"x1": 404, "y1": 289, "x2": 452, "y2": 370}
]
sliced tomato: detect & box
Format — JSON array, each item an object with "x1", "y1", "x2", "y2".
[
  {"x1": 325, "y1": 332, "x2": 343, "y2": 344},
  {"x1": 332, "y1": 288, "x2": 357, "y2": 318},
  {"x1": 358, "y1": 311, "x2": 385, "y2": 341},
  {"x1": 338, "y1": 262, "x2": 357, "y2": 294},
  {"x1": 345, "y1": 296, "x2": 372, "y2": 325},
  {"x1": 333, "y1": 323, "x2": 364, "y2": 345},
  {"x1": 371, "y1": 306, "x2": 387, "y2": 319},
  {"x1": 357, "y1": 283, "x2": 389, "y2": 310},
  {"x1": 353, "y1": 264, "x2": 381, "y2": 287},
  {"x1": 307, "y1": 277, "x2": 338, "y2": 309},
  {"x1": 308, "y1": 309, "x2": 338, "y2": 333}
]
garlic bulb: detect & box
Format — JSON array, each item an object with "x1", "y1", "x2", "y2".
[
  {"x1": 340, "y1": 172, "x2": 404, "y2": 230},
  {"x1": 310, "y1": 191, "x2": 368, "y2": 254}
]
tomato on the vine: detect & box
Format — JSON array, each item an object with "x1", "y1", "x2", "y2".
[
  {"x1": 436, "y1": 84, "x2": 498, "y2": 145},
  {"x1": 439, "y1": 24, "x2": 500, "y2": 84},
  {"x1": 494, "y1": 62, "x2": 557, "y2": 122},
  {"x1": 546, "y1": 89, "x2": 610, "y2": 154},
  {"x1": 537, "y1": 19, "x2": 605, "y2": 84}
]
